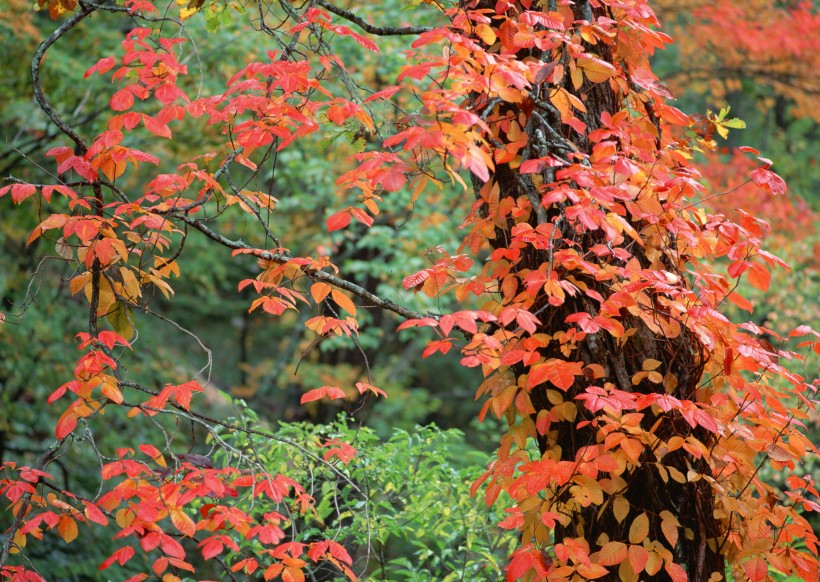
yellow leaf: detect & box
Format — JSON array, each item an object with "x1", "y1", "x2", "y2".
[
  {"x1": 645, "y1": 550, "x2": 663, "y2": 575},
  {"x1": 613, "y1": 496, "x2": 630, "y2": 523},
  {"x1": 667, "y1": 466, "x2": 686, "y2": 484},
  {"x1": 116, "y1": 508, "x2": 135, "y2": 528},
  {"x1": 119, "y1": 267, "x2": 142, "y2": 303},
  {"x1": 661, "y1": 518, "x2": 679, "y2": 547},
  {"x1": 643, "y1": 359, "x2": 662, "y2": 371},
  {"x1": 619, "y1": 559, "x2": 639, "y2": 582},
  {"x1": 577, "y1": 56, "x2": 616, "y2": 83},
  {"x1": 571, "y1": 66, "x2": 584, "y2": 90},
  {"x1": 475, "y1": 23, "x2": 496, "y2": 45},
  {"x1": 550, "y1": 88, "x2": 573, "y2": 122},
  {"x1": 628, "y1": 512, "x2": 649, "y2": 544}
]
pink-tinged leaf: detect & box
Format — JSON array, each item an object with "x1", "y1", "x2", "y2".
[
  {"x1": 692, "y1": 408, "x2": 719, "y2": 435},
  {"x1": 7, "y1": 184, "x2": 38, "y2": 204},
  {"x1": 300, "y1": 386, "x2": 346, "y2": 404},
  {"x1": 84, "y1": 501, "x2": 109, "y2": 525},
  {"x1": 84, "y1": 57, "x2": 116, "y2": 78},
  {"x1": 143, "y1": 115, "x2": 172, "y2": 139},
  {"x1": 154, "y1": 83, "x2": 187, "y2": 105},
  {"x1": 200, "y1": 536, "x2": 223, "y2": 560},
  {"x1": 664, "y1": 562, "x2": 688, "y2": 582},
  {"x1": 350, "y1": 207, "x2": 374, "y2": 227},
  {"x1": 402, "y1": 269, "x2": 429, "y2": 290},
  {"x1": 99, "y1": 546, "x2": 136, "y2": 570},
  {"x1": 743, "y1": 556, "x2": 768, "y2": 581},
  {"x1": 751, "y1": 167, "x2": 787, "y2": 195},
  {"x1": 110, "y1": 86, "x2": 135, "y2": 111},
  {"x1": 520, "y1": 156, "x2": 564, "y2": 174},
  {"x1": 326, "y1": 209, "x2": 351, "y2": 232},
  {"x1": 364, "y1": 86, "x2": 400, "y2": 103},
  {"x1": 379, "y1": 169, "x2": 406, "y2": 192},
  {"x1": 55, "y1": 407, "x2": 79, "y2": 439},
  {"x1": 348, "y1": 30, "x2": 379, "y2": 53},
  {"x1": 789, "y1": 324, "x2": 816, "y2": 338}
]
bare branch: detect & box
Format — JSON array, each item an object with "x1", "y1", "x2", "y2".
[{"x1": 316, "y1": 0, "x2": 433, "y2": 36}]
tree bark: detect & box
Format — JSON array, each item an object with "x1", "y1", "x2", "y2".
[{"x1": 464, "y1": 0, "x2": 725, "y2": 578}]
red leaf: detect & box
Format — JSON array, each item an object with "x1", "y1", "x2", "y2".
[
  {"x1": 300, "y1": 386, "x2": 346, "y2": 404},
  {"x1": 84, "y1": 501, "x2": 109, "y2": 525},
  {"x1": 326, "y1": 209, "x2": 351, "y2": 232},
  {"x1": 55, "y1": 407, "x2": 79, "y2": 439},
  {"x1": 110, "y1": 86, "x2": 135, "y2": 111},
  {"x1": 143, "y1": 115, "x2": 172, "y2": 138},
  {"x1": 84, "y1": 56, "x2": 116, "y2": 78},
  {"x1": 99, "y1": 546, "x2": 135, "y2": 570},
  {"x1": 350, "y1": 207, "x2": 374, "y2": 227}
]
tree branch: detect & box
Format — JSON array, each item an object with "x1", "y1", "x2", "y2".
[
  {"x1": 174, "y1": 215, "x2": 431, "y2": 321},
  {"x1": 31, "y1": 6, "x2": 96, "y2": 154},
  {"x1": 316, "y1": 0, "x2": 433, "y2": 36}
]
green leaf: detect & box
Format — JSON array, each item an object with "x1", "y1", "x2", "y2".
[{"x1": 106, "y1": 301, "x2": 134, "y2": 341}]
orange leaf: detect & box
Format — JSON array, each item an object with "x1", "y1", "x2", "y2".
[
  {"x1": 576, "y1": 563, "x2": 609, "y2": 579},
  {"x1": 57, "y1": 515, "x2": 78, "y2": 543},
  {"x1": 331, "y1": 289, "x2": 356, "y2": 316},
  {"x1": 310, "y1": 282, "x2": 331, "y2": 304},
  {"x1": 169, "y1": 507, "x2": 196, "y2": 537},
  {"x1": 527, "y1": 359, "x2": 581, "y2": 391},
  {"x1": 660, "y1": 517, "x2": 679, "y2": 547},
  {"x1": 56, "y1": 406, "x2": 79, "y2": 439},
  {"x1": 100, "y1": 381, "x2": 123, "y2": 404},
  {"x1": 593, "y1": 541, "x2": 627, "y2": 566},
  {"x1": 743, "y1": 556, "x2": 768, "y2": 581},
  {"x1": 748, "y1": 263, "x2": 770, "y2": 291}
]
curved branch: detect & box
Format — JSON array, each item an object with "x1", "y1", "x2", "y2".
[{"x1": 31, "y1": 6, "x2": 96, "y2": 154}]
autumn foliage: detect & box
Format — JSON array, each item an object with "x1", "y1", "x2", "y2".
[{"x1": 1, "y1": 0, "x2": 818, "y2": 581}]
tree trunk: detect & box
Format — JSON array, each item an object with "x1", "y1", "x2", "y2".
[{"x1": 465, "y1": 0, "x2": 725, "y2": 579}]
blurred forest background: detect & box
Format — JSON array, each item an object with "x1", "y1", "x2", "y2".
[{"x1": 0, "y1": 1, "x2": 817, "y2": 579}]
